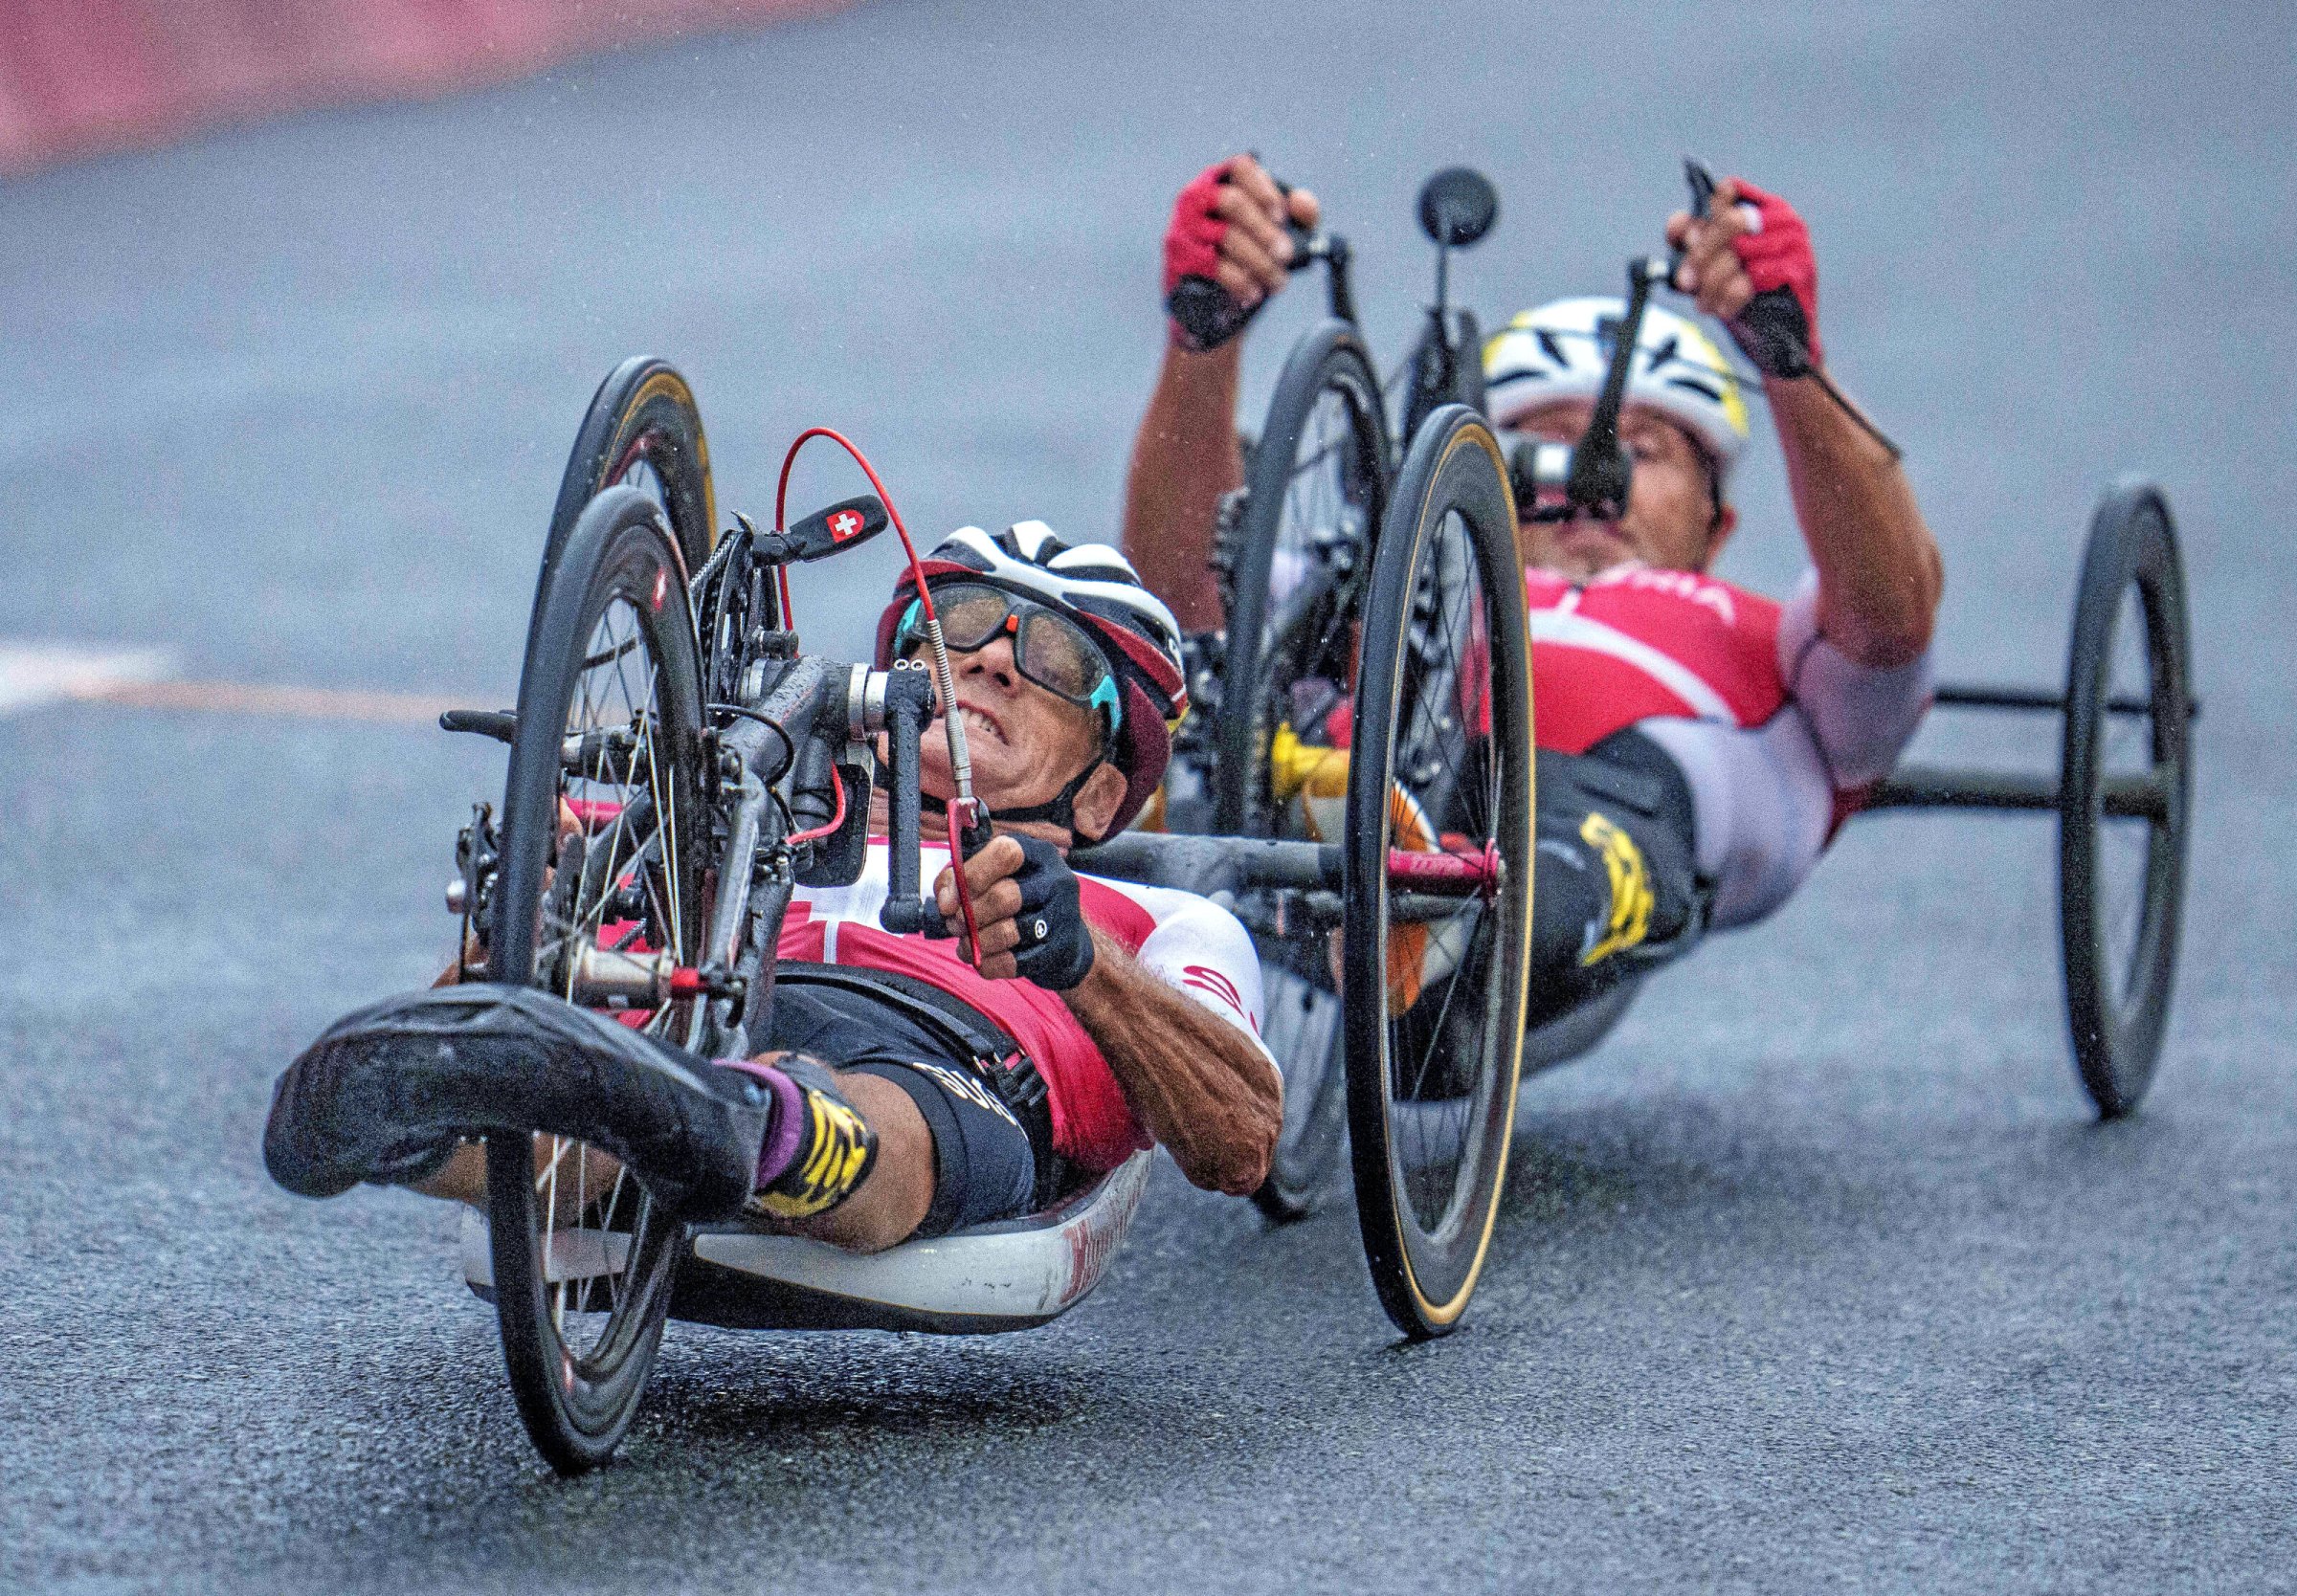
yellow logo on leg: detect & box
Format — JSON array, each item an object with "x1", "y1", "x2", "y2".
[
  {"x1": 1578, "y1": 811, "x2": 1653, "y2": 966},
  {"x1": 749, "y1": 1092, "x2": 876, "y2": 1221}
]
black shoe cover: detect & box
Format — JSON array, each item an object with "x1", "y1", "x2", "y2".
[{"x1": 263, "y1": 984, "x2": 770, "y2": 1222}]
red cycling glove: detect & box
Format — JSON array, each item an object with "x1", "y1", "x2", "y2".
[
  {"x1": 1725, "y1": 179, "x2": 1823, "y2": 377},
  {"x1": 1163, "y1": 159, "x2": 1258, "y2": 351}
]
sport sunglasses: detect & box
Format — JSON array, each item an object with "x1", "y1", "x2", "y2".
[{"x1": 896, "y1": 582, "x2": 1123, "y2": 730}]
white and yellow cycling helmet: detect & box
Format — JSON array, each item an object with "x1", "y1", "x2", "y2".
[{"x1": 1483, "y1": 297, "x2": 1751, "y2": 480}]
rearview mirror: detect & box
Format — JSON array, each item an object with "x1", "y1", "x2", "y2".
[{"x1": 1417, "y1": 166, "x2": 1498, "y2": 249}]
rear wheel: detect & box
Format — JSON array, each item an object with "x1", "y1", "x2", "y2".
[
  {"x1": 1215, "y1": 321, "x2": 1391, "y2": 1223},
  {"x1": 2060, "y1": 478, "x2": 2192, "y2": 1118},
  {"x1": 1343, "y1": 407, "x2": 1533, "y2": 1339},
  {"x1": 488, "y1": 485, "x2": 708, "y2": 1474}
]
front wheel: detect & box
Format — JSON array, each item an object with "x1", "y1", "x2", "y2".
[
  {"x1": 487, "y1": 485, "x2": 708, "y2": 1474},
  {"x1": 527, "y1": 359, "x2": 716, "y2": 686},
  {"x1": 1342, "y1": 407, "x2": 1534, "y2": 1339}
]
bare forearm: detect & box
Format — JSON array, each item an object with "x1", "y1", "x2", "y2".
[
  {"x1": 1122, "y1": 343, "x2": 1247, "y2": 632},
  {"x1": 1062, "y1": 927, "x2": 1277, "y2": 1193},
  {"x1": 1770, "y1": 372, "x2": 1943, "y2": 667}
]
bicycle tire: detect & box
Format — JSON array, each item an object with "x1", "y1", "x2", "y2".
[
  {"x1": 1215, "y1": 321, "x2": 1392, "y2": 838},
  {"x1": 1215, "y1": 321, "x2": 1390, "y2": 1222},
  {"x1": 1249, "y1": 970, "x2": 1348, "y2": 1223},
  {"x1": 488, "y1": 484, "x2": 708, "y2": 1474},
  {"x1": 526, "y1": 359, "x2": 716, "y2": 681},
  {"x1": 1342, "y1": 405, "x2": 1533, "y2": 1339},
  {"x1": 2059, "y1": 478, "x2": 2193, "y2": 1118}
]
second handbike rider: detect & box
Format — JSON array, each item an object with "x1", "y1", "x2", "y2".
[{"x1": 1127, "y1": 156, "x2": 1946, "y2": 1022}]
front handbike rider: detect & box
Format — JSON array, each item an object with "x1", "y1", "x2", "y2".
[
  {"x1": 1125, "y1": 155, "x2": 1945, "y2": 1024},
  {"x1": 267, "y1": 524, "x2": 1281, "y2": 1248}
]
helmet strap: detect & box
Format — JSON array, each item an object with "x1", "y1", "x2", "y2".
[{"x1": 920, "y1": 757, "x2": 1108, "y2": 842}]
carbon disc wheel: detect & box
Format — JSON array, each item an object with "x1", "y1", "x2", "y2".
[
  {"x1": 487, "y1": 485, "x2": 708, "y2": 1474},
  {"x1": 1342, "y1": 406, "x2": 1533, "y2": 1339},
  {"x1": 1216, "y1": 321, "x2": 1391, "y2": 1224},
  {"x1": 2059, "y1": 478, "x2": 2193, "y2": 1119}
]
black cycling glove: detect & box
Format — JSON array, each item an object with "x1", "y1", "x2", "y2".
[{"x1": 1003, "y1": 835, "x2": 1097, "y2": 991}]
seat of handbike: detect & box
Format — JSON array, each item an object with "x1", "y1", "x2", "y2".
[{"x1": 459, "y1": 1149, "x2": 1153, "y2": 1336}]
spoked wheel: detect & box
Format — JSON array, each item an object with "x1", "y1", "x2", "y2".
[
  {"x1": 1215, "y1": 320, "x2": 1391, "y2": 837},
  {"x1": 1215, "y1": 321, "x2": 1391, "y2": 1223},
  {"x1": 1342, "y1": 406, "x2": 1533, "y2": 1339},
  {"x1": 528, "y1": 359, "x2": 716, "y2": 677},
  {"x1": 2059, "y1": 478, "x2": 2193, "y2": 1119},
  {"x1": 487, "y1": 485, "x2": 708, "y2": 1473},
  {"x1": 1251, "y1": 969, "x2": 1348, "y2": 1223}
]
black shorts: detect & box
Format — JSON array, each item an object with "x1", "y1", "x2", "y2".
[
  {"x1": 753, "y1": 980, "x2": 1038, "y2": 1238},
  {"x1": 1528, "y1": 729, "x2": 1708, "y2": 1029}
]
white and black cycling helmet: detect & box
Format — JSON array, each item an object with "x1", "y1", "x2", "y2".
[
  {"x1": 875, "y1": 521, "x2": 1188, "y2": 839},
  {"x1": 1483, "y1": 296, "x2": 1751, "y2": 481}
]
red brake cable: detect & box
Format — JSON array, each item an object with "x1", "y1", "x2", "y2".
[{"x1": 771, "y1": 427, "x2": 986, "y2": 959}]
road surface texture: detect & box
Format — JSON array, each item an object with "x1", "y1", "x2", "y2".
[{"x1": 3, "y1": 1, "x2": 2292, "y2": 1589}]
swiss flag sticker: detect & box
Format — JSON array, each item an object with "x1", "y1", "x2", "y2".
[{"x1": 828, "y1": 508, "x2": 865, "y2": 542}]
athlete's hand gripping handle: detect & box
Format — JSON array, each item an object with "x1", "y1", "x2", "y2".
[
  {"x1": 1164, "y1": 155, "x2": 1321, "y2": 350},
  {"x1": 1667, "y1": 163, "x2": 1819, "y2": 378},
  {"x1": 935, "y1": 834, "x2": 1097, "y2": 990},
  {"x1": 1667, "y1": 161, "x2": 1900, "y2": 457}
]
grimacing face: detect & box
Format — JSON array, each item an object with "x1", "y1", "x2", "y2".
[
  {"x1": 1504, "y1": 398, "x2": 1737, "y2": 579},
  {"x1": 908, "y1": 632, "x2": 1126, "y2": 841}
]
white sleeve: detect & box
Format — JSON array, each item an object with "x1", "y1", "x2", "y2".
[
  {"x1": 1775, "y1": 572, "x2": 1934, "y2": 788},
  {"x1": 1131, "y1": 898, "x2": 1281, "y2": 1082}
]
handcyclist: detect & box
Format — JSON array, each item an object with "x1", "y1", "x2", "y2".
[
  {"x1": 266, "y1": 524, "x2": 1281, "y2": 1249},
  {"x1": 1125, "y1": 156, "x2": 1944, "y2": 1024}
]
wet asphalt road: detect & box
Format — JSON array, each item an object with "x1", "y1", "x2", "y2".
[{"x1": 4, "y1": 1, "x2": 2294, "y2": 1589}]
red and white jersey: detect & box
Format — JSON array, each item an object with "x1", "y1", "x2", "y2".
[
  {"x1": 777, "y1": 839, "x2": 1275, "y2": 1173},
  {"x1": 1528, "y1": 564, "x2": 1931, "y2": 928}
]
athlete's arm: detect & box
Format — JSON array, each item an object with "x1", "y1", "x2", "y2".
[
  {"x1": 936, "y1": 835, "x2": 1280, "y2": 1194},
  {"x1": 1122, "y1": 155, "x2": 1318, "y2": 632},
  {"x1": 1669, "y1": 179, "x2": 1943, "y2": 669},
  {"x1": 1063, "y1": 926, "x2": 1279, "y2": 1195}
]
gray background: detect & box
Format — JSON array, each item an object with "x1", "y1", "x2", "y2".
[{"x1": 3, "y1": 0, "x2": 2291, "y2": 1588}]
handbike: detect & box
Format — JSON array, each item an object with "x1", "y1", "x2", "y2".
[
  {"x1": 435, "y1": 361, "x2": 1534, "y2": 1470},
  {"x1": 1191, "y1": 156, "x2": 2197, "y2": 1223}
]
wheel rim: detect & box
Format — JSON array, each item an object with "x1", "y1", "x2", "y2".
[
  {"x1": 491, "y1": 497, "x2": 703, "y2": 1470},
  {"x1": 1345, "y1": 412, "x2": 1532, "y2": 1336},
  {"x1": 1219, "y1": 333, "x2": 1389, "y2": 1217},
  {"x1": 1378, "y1": 507, "x2": 1509, "y2": 1240},
  {"x1": 529, "y1": 587, "x2": 695, "y2": 1364},
  {"x1": 1216, "y1": 333, "x2": 1387, "y2": 838},
  {"x1": 1255, "y1": 967, "x2": 1347, "y2": 1213},
  {"x1": 1242, "y1": 385, "x2": 1380, "y2": 814},
  {"x1": 2090, "y1": 584, "x2": 2165, "y2": 1014}
]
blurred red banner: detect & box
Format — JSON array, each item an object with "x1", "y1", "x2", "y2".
[{"x1": 0, "y1": 0, "x2": 857, "y2": 175}]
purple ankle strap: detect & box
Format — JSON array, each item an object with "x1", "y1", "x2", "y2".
[{"x1": 713, "y1": 1057, "x2": 805, "y2": 1190}]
